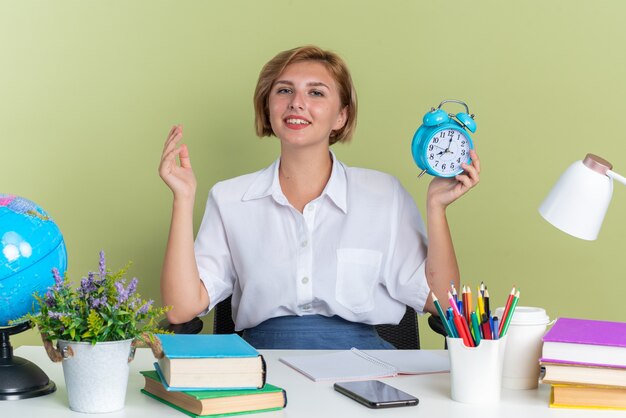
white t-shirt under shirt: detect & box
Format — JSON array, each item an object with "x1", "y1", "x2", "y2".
[{"x1": 194, "y1": 152, "x2": 430, "y2": 331}]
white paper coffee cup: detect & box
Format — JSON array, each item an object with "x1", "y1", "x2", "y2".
[{"x1": 495, "y1": 306, "x2": 550, "y2": 390}]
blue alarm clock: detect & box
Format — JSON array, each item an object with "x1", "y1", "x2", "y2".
[{"x1": 411, "y1": 100, "x2": 476, "y2": 178}]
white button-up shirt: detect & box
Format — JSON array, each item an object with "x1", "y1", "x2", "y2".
[{"x1": 195, "y1": 153, "x2": 430, "y2": 331}]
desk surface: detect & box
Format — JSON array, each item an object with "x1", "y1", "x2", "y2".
[{"x1": 1, "y1": 346, "x2": 604, "y2": 418}]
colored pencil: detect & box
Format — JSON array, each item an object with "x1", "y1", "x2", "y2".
[
  {"x1": 432, "y1": 292, "x2": 455, "y2": 338},
  {"x1": 453, "y1": 313, "x2": 474, "y2": 347},
  {"x1": 484, "y1": 288, "x2": 491, "y2": 317},
  {"x1": 447, "y1": 291, "x2": 461, "y2": 316},
  {"x1": 463, "y1": 286, "x2": 473, "y2": 327},
  {"x1": 446, "y1": 308, "x2": 459, "y2": 338},
  {"x1": 498, "y1": 286, "x2": 516, "y2": 335},
  {"x1": 470, "y1": 311, "x2": 482, "y2": 345},
  {"x1": 492, "y1": 316, "x2": 500, "y2": 340},
  {"x1": 451, "y1": 283, "x2": 458, "y2": 304},
  {"x1": 481, "y1": 313, "x2": 492, "y2": 340},
  {"x1": 477, "y1": 286, "x2": 485, "y2": 319},
  {"x1": 500, "y1": 290, "x2": 520, "y2": 337}
]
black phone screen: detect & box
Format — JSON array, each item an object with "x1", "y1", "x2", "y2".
[{"x1": 334, "y1": 380, "x2": 419, "y2": 408}]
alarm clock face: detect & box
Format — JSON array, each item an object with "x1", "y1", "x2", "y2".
[{"x1": 425, "y1": 128, "x2": 472, "y2": 177}]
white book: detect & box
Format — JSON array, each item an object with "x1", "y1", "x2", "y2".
[{"x1": 279, "y1": 348, "x2": 450, "y2": 382}]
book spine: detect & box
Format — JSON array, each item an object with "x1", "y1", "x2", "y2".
[
  {"x1": 281, "y1": 388, "x2": 288, "y2": 408},
  {"x1": 260, "y1": 355, "x2": 267, "y2": 388}
]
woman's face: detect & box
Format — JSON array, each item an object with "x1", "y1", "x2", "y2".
[{"x1": 268, "y1": 61, "x2": 347, "y2": 149}]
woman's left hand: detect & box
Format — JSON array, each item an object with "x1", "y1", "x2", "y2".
[{"x1": 427, "y1": 149, "x2": 481, "y2": 210}]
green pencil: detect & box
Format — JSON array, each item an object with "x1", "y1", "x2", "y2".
[
  {"x1": 431, "y1": 292, "x2": 455, "y2": 338},
  {"x1": 470, "y1": 311, "x2": 482, "y2": 346},
  {"x1": 500, "y1": 290, "x2": 520, "y2": 337}
]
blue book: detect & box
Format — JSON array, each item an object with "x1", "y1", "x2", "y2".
[{"x1": 156, "y1": 334, "x2": 266, "y2": 390}]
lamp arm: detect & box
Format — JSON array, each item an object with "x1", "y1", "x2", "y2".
[{"x1": 607, "y1": 169, "x2": 626, "y2": 186}]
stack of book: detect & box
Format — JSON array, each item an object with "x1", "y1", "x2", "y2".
[
  {"x1": 141, "y1": 334, "x2": 287, "y2": 417},
  {"x1": 540, "y1": 317, "x2": 626, "y2": 410}
]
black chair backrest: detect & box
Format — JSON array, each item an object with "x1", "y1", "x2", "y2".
[
  {"x1": 213, "y1": 296, "x2": 420, "y2": 349},
  {"x1": 213, "y1": 296, "x2": 242, "y2": 336},
  {"x1": 375, "y1": 306, "x2": 420, "y2": 349}
]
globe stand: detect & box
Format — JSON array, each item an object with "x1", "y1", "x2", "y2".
[{"x1": 0, "y1": 321, "x2": 56, "y2": 400}]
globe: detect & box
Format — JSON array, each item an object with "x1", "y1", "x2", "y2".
[{"x1": 0, "y1": 194, "x2": 67, "y2": 327}]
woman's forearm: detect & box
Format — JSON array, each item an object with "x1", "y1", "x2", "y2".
[
  {"x1": 161, "y1": 197, "x2": 209, "y2": 323},
  {"x1": 423, "y1": 203, "x2": 460, "y2": 314}
]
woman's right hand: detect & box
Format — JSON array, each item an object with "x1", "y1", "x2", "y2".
[{"x1": 159, "y1": 125, "x2": 197, "y2": 199}]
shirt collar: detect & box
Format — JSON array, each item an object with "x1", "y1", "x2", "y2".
[
  {"x1": 242, "y1": 151, "x2": 348, "y2": 214},
  {"x1": 324, "y1": 151, "x2": 348, "y2": 213}
]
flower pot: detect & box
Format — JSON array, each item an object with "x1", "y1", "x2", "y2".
[{"x1": 57, "y1": 339, "x2": 134, "y2": 413}]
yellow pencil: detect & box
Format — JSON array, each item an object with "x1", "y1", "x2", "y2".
[{"x1": 477, "y1": 286, "x2": 485, "y2": 319}]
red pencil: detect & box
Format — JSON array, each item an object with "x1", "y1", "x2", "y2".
[
  {"x1": 453, "y1": 313, "x2": 475, "y2": 347},
  {"x1": 481, "y1": 313, "x2": 492, "y2": 340},
  {"x1": 498, "y1": 286, "x2": 516, "y2": 335}
]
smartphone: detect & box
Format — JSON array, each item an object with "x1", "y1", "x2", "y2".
[{"x1": 333, "y1": 380, "x2": 419, "y2": 409}]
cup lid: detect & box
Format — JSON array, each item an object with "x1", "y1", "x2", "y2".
[{"x1": 494, "y1": 306, "x2": 549, "y2": 325}]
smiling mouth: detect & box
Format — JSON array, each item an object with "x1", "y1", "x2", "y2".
[{"x1": 285, "y1": 118, "x2": 310, "y2": 125}]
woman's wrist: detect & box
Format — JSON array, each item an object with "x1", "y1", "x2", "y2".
[
  {"x1": 172, "y1": 194, "x2": 195, "y2": 210},
  {"x1": 426, "y1": 199, "x2": 447, "y2": 218}
]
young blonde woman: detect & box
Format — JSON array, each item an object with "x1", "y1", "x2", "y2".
[{"x1": 159, "y1": 45, "x2": 480, "y2": 349}]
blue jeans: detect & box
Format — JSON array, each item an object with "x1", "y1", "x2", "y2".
[{"x1": 242, "y1": 315, "x2": 396, "y2": 350}]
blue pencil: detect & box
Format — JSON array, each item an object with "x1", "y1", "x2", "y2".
[
  {"x1": 492, "y1": 316, "x2": 500, "y2": 340},
  {"x1": 446, "y1": 308, "x2": 459, "y2": 338}
]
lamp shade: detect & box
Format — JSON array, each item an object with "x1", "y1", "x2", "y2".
[{"x1": 539, "y1": 154, "x2": 613, "y2": 240}]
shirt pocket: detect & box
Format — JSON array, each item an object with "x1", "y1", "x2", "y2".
[{"x1": 335, "y1": 248, "x2": 383, "y2": 314}]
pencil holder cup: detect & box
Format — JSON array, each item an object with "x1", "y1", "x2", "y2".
[{"x1": 447, "y1": 336, "x2": 507, "y2": 404}]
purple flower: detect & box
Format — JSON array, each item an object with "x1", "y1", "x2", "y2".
[
  {"x1": 79, "y1": 273, "x2": 97, "y2": 296},
  {"x1": 90, "y1": 296, "x2": 107, "y2": 309},
  {"x1": 114, "y1": 280, "x2": 130, "y2": 305},
  {"x1": 127, "y1": 278, "x2": 138, "y2": 296},
  {"x1": 51, "y1": 267, "x2": 68, "y2": 292},
  {"x1": 138, "y1": 300, "x2": 153, "y2": 314},
  {"x1": 44, "y1": 291, "x2": 56, "y2": 307},
  {"x1": 52, "y1": 268, "x2": 63, "y2": 286},
  {"x1": 99, "y1": 250, "x2": 106, "y2": 279},
  {"x1": 48, "y1": 311, "x2": 66, "y2": 320}
]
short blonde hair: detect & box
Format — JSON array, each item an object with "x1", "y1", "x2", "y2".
[{"x1": 253, "y1": 45, "x2": 358, "y2": 145}]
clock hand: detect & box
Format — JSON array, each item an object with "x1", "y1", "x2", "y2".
[{"x1": 444, "y1": 137, "x2": 453, "y2": 153}]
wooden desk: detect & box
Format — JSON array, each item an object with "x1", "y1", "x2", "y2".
[{"x1": 1, "y1": 346, "x2": 598, "y2": 417}]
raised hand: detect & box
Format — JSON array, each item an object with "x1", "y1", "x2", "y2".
[
  {"x1": 427, "y1": 149, "x2": 481, "y2": 210},
  {"x1": 158, "y1": 125, "x2": 197, "y2": 199}
]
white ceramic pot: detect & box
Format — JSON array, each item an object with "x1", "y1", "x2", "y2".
[{"x1": 57, "y1": 339, "x2": 134, "y2": 413}]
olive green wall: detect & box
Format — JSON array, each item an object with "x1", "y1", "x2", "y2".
[{"x1": 4, "y1": 1, "x2": 625, "y2": 349}]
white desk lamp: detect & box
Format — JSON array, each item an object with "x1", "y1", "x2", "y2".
[{"x1": 539, "y1": 154, "x2": 626, "y2": 240}]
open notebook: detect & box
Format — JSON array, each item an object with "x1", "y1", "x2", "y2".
[{"x1": 280, "y1": 348, "x2": 450, "y2": 382}]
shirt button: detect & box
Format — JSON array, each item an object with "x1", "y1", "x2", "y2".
[
  {"x1": 302, "y1": 304, "x2": 311, "y2": 310},
  {"x1": 306, "y1": 205, "x2": 315, "y2": 212},
  {"x1": 301, "y1": 240, "x2": 308, "y2": 248},
  {"x1": 301, "y1": 277, "x2": 310, "y2": 284}
]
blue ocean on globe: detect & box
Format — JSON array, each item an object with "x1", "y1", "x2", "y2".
[{"x1": 0, "y1": 194, "x2": 67, "y2": 326}]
